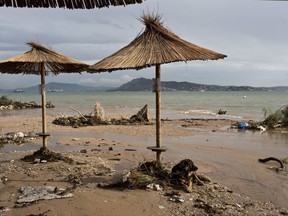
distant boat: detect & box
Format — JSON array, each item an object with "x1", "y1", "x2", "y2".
[
  {"x1": 48, "y1": 89, "x2": 63, "y2": 92},
  {"x1": 13, "y1": 89, "x2": 25, "y2": 93}
]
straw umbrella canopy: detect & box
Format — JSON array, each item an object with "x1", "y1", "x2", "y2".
[
  {"x1": 88, "y1": 14, "x2": 227, "y2": 162},
  {"x1": 0, "y1": 41, "x2": 88, "y2": 149},
  {"x1": 0, "y1": 0, "x2": 145, "y2": 9}
]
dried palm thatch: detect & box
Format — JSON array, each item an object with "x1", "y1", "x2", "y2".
[
  {"x1": 88, "y1": 13, "x2": 227, "y2": 163},
  {"x1": 0, "y1": 41, "x2": 88, "y2": 75},
  {"x1": 0, "y1": 41, "x2": 88, "y2": 150},
  {"x1": 0, "y1": 0, "x2": 144, "y2": 9},
  {"x1": 88, "y1": 14, "x2": 227, "y2": 72}
]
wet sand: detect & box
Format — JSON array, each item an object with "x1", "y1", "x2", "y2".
[{"x1": 0, "y1": 115, "x2": 288, "y2": 215}]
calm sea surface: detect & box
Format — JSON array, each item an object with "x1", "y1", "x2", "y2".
[{"x1": 1, "y1": 91, "x2": 287, "y2": 120}]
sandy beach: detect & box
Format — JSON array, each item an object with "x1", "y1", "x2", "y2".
[{"x1": 0, "y1": 114, "x2": 288, "y2": 215}]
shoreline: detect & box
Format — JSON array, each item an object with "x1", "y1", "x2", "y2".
[{"x1": 1, "y1": 114, "x2": 288, "y2": 215}]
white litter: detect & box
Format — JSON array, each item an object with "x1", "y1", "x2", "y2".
[{"x1": 17, "y1": 186, "x2": 73, "y2": 203}]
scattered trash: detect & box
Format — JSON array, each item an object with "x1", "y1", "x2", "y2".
[
  {"x1": 102, "y1": 159, "x2": 208, "y2": 193},
  {"x1": 258, "y1": 157, "x2": 285, "y2": 171},
  {"x1": 158, "y1": 205, "x2": 165, "y2": 209},
  {"x1": 0, "y1": 96, "x2": 55, "y2": 110},
  {"x1": 217, "y1": 109, "x2": 226, "y2": 115},
  {"x1": 13, "y1": 132, "x2": 24, "y2": 139},
  {"x1": 125, "y1": 148, "x2": 137, "y2": 151},
  {"x1": 1, "y1": 176, "x2": 8, "y2": 184},
  {"x1": 0, "y1": 206, "x2": 10, "y2": 213},
  {"x1": 146, "y1": 183, "x2": 162, "y2": 191},
  {"x1": 34, "y1": 158, "x2": 48, "y2": 164},
  {"x1": 34, "y1": 158, "x2": 41, "y2": 163},
  {"x1": 21, "y1": 147, "x2": 73, "y2": 163},
  {"x1": 257, "y1": 125, "x2": 266, "y2": 132},
  {"x1": 16, "y1": 186, "x2": 73, "y2": 204},
  {"x1": 52, "y1": 104, "x2": 150, "y2": 127},
  {"x1": 122, "y1": 172, "x2": 131, "y2": 183},
  {"x1": 169, "y1": 195, "x2": 185, "y2": 203},
  {"x1": 80, "y1": 149, "x2": 88, "y2": 153},
  {"x1": 108, "y1": 158, "x2": 121, "y2": 161},
  {"x1": 238, "y1": 122, "x2": 248, "y2": 129},
  {"x1": 72, "y1": 138, "x2": 80, "y2": 141},
  {"x1": 0, "y1": 131, "x2": 39, "y2": 144}
]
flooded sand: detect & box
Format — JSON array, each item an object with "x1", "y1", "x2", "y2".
[
  {"x1": 162, "y1": 130, "x2": 288, "y2": 209},
  {"x1": 1, "y1": 127, "x2": 287, "y2": 209},
  {"x1": 1, "y1": 114, "x2": 288, "y2": 212}
]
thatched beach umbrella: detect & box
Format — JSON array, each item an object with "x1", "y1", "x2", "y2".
[
  {"x1": 0, "y1": 41, "x2": 88, "y2": 149},
  {"x1": 88, "y1": 14, "x2": 227, "y2": 162},
  {"x1": 0, "y1": 0, "x2": 145, "y2": 9}
]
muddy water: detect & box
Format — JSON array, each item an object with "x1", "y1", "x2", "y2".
[
  {"x1": 162, "y1": 131, "x2": 288, "y2": 209},
  {"x1": 1, "y1": 130, "x2": 288, "y2": 209}
]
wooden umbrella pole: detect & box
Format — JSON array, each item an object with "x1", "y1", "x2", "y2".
[
  {"x1": 41, "y1": 63, "x2": 47, "y2": 149},
  {"x1": 155, "y1": 64, "x2": 161, "y2": 161}
]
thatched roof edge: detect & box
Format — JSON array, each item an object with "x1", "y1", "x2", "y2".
[
  {"x1": 0, "y1": 0, "x2": 144, "y2": 9},
  {"x1": 0, "y1": 41, "x2": 88, "y2": 75},
  {"x1": 88, "y1": 14, "x2": 227, "y2": 73}
]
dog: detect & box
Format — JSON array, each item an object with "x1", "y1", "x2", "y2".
[{"x1": 170, "y1": 159, "x2": 198, "y2": 193}]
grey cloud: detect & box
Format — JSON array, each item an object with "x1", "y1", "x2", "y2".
[{"x1": 1, "y1": 0, "x2": 288, "y2": 89}]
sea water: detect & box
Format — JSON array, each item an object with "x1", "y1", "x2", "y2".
[{"x1": 1, "y1": 90, "x2": 287, "y2": 121}]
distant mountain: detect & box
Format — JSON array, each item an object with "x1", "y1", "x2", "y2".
[
  {"x1": 0, "y1": 89, "x2": 9, "y2": 94},
  {"x1": 109, "y1": 77, "x2": 288, "y2": 92},
  {"x1": 1, "y1": 79, "x2": 288, "y2": 94},
  {"x1": 1, "y1": 82, "x2": 113, "y2": 93}
]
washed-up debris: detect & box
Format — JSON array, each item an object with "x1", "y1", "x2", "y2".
[
  {"x1": 238, "y1": 122, "x2": 249, "y2": 129},
  {"x1": 0, "y1": 131, "x2": 39, "y2": 145},
  {"x1": 262, "y1": 105, "x2": 288, "y2": 129},
  {"x1": 16, "y1": 186, "x2": 73, "y2": 204},
  {"x1": 1, "y1": 176, "x2": 8, "y2": 184},
  {"x1": 0, "y1": 206, "x2": 10, "y2": 214},
  {"x1": 129, "y1": 104, "x2": 149, "y2": 122},
  {"x1": 52, "y1": 104, "x2": 151, "y2": 127},
  {"x1": 169, "y1": 195, "x2": 185, "y2": 203},
  {"x1": 80, "y1": 149, "x2": 88, "y2": 154},
  {"x1": 21, "y1": 147, "x2": 73, "y2": 163},
  {"x1": 0, "y1": 96, "x2": 54, "y2": 110},
  {"x1": 72, "y1": 138, "x2": 80, "y2": 141},
  {"x1": 231, "y1": 120, "x2": 266, "y2": 131},
  {"x1": 125, "y1": 148, "x2": 137, "y2": 151},
  {"x1": 258, "y1": 157, "x2": 285, "y2": 171},
  {"x1": 119, "y1": 159, "x2": 209, "y2": 193},
  {"x1": 232, "y1": 105, "x2": 288, "y2": 131},
  {"x1": 146, "y1": 183, "x2": 162, "y2": 191},
  {"x1": 217, "y1": 109, "x2": 226, "y2": 115},
  {"x1": 94, "y1": 101, "x2": 105, "y2": 122}
]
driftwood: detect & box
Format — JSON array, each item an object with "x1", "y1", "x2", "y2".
[
  {"x1": 258, "y1": 157, "x2": 285, "y2": 170},
  {"x1": 130, "y1": 104, "x2": 149, "y2": 122},
  {"x1": 53, "y1": 104, "x2": 150, "y2": 127},
  {"x1": 217, "y1": 109, "x2": 226, "y2": 115},
  {"x1": 69, "y1": 106, "x2": 87, "y2": 120},
  {"x1": 0, "y1": 96, "x2": 54, "y2": 110},
  {"x1": 94, "y1": 101, "x2": 105, "y2": 121}
]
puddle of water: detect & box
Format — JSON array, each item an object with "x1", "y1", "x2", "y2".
[{"x1": 161, "y1": 131, "x2": 288, "y2": 209}]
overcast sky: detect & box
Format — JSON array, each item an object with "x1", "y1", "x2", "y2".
[{"x1": 0, "y1": 0, "x2": 288, "y2": 89}]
